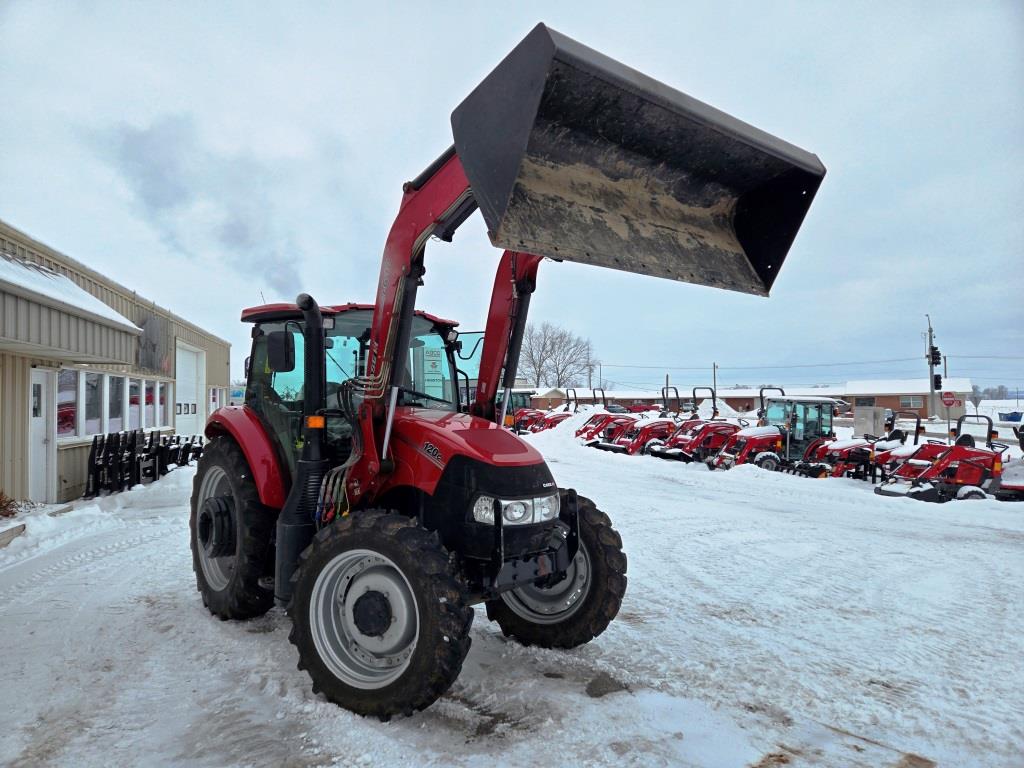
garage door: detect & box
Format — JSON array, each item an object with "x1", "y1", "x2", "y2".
[{"x1": 175, "y1": 346, "x2": 201, "y2": 435}]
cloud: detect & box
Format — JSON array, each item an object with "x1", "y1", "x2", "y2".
[{"x1": 95, "y1": 115, "x2": 303, "y2": 296}]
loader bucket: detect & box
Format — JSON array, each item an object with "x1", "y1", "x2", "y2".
[{"x1": 452, "y1": 24, "x2": 825, "y2": 296}]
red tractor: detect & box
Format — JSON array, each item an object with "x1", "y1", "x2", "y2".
[
  {"x1": 594, "y1": 387, "x2": 686, "y2": 454},
  {"x1": 578, "y1": 413, "x2": 637, "y2": 443},
  {"x1": 512, "y1": 407, "x2": 546, "y2": 433},
  {"x1": 529, "y1": 388, "x2": 578, "y2": 433},
  {"x1": 648, "y1": 387, "x2": 735, "y2": 460},
  {"x1": 811, "y1": 410, "x2": 927, "y2": 481},
  {"x1": 189, "y1": 23, "x2": 823, "y2": 719},
  {"x1": 651, "y1": 420, "x2": 746, "y2": 462},
  {"x1": 595, "y1": 416, "x2": 679, "y2": 455},
  {"x1": 875, "y1": 415, "x2": 1010, "y2": 502},
  {"x1": 710, "y1": 388, "x2": 838, "y2": 472}
]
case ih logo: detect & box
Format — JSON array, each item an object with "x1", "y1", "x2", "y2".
[{"x1": 422, "y1": 442, "x2": 443, "y2": 463}]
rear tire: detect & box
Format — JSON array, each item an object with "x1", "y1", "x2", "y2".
[
  {"x1": 486, "y1": 496, "x2": 626, "y2": 649},
  {"x1": 190, "y1": 436, "x2": 275, "y2": 620},
  {"x1": 288, "y1": 511, "x2": 473, "y2": 719}
]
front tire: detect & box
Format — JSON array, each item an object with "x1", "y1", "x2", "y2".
[
  {"x1": 486, "y1": 496, "x2": 627, "y2": 649},
  {"x1": 288, "y1": 511, "x2": 473, "y2": 719},
  {"x1": 190, "y1": 436, "x2": 275, "y2": 619}
]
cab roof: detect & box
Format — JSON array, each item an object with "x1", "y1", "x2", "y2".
[
  {"x1": 241, "y1": 302, "x2": 458, "y2": 327},
  {"x1": 766, "y1": 395, "x2": 842, "y2": 405}
]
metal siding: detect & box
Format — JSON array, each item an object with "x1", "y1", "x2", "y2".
[
  {"x1": 0, "y1": 353, "x2": 31, "y2": 499},
  {"x1": 57, "y1": 443, "x2": 90, "y2": 501}
]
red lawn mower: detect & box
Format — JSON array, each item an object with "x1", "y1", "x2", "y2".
[
  {"x1": 188, "y1": 23, "x2": 823, "y2": 719},
  {"x1": 875, "y1": 415, "x2": 1011, "y2": 502}
]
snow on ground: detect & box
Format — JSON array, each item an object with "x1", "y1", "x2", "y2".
[{"x1": 1, "y1": 420, "x2": 1022, "y2": 767}]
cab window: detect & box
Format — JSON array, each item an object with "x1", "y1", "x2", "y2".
[{"x1": 397, "y1": 316, "x2": 457, "y2": 410}]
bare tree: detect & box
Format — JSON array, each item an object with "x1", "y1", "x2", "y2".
[
  {"x1": 519, "y1": 322, "x2": 596, "y2": 388},
  {"x1": 520, "y1": 323, "x2": 556, "y2": 386}
]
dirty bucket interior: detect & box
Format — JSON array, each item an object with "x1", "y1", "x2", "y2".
[{"x1": 452, "y1": 23, "x2": 825, "y2": 296}]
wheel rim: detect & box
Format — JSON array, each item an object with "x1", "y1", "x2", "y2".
[
  {"x1": 761, "y1": 458, "x2": 778, "y2": 471},
  {"x1": 309, "y1": 549, "x2": 419, "y2": 689},
  {"x1": 501, "y1": 543, "x2": 592, "y2": 625},
  {"x1": 195, "y1": 465, "x2": 236, "y2": 592}
]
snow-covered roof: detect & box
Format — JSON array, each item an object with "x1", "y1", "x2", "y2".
[
  {"x1": 0, "y1": 252, "x2": 140, "y2": 333},
  {"x1": 718, "y1": 378, "x2": 973, "y2": 398},
  {"x1": 844, "y1": 378, "x2": 973, "y2": 395},
  {"x1": 767, "y1": 395, "x2": 843, "y2": 404}
]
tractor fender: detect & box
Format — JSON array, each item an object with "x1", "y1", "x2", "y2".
[{"x1": 204, "y1": 406, "x2": 288, "y2": 509}]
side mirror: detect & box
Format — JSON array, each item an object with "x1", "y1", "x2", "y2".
[
  {"x1": 244, "y1": 356, "x2": 251, "y2": 379},
  {"x1": 267, "y1": 331, "x2": 295, "y2": 372}
]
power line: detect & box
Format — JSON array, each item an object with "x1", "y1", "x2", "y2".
[
  {"x1": 947, "y1": 355, "x2": 1024, "y2": 361},
  {"x1": 601, "y1": 357, "x2": 920, "y2": 371}
]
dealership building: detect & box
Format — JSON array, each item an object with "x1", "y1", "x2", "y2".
[{"x1": 0, "y1": 219, "x2": 230, "y2": 503}]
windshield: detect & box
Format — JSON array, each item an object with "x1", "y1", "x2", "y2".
[
  {"x1": 397, "y1": 315, "x2": 458, "y2": 410},
  {"x1": 765, "y1": 400, "x2": 791, "y2": 426}
]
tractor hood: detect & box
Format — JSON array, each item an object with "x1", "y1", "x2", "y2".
[{"x1": 392, "y1": 408, "x2": 545, "y2": 468}]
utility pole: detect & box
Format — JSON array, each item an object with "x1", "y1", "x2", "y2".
[
  {"x1": 944, "y1": 354, "x2": 949, "y2": 435},
  {"x1": 926, "y1": 315, "x2": 936, "y2": 417},
  {"x1": 586, "y1": 345, "x2": 592, "y2": 389}
]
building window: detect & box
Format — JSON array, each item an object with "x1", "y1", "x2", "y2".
[
  {"x1": 854, "y1": 397, "x2": 876, "y2": 407},
  {"x1": 108, "y1": 376, "x2": 125, "y2": 432},
  {"x1": 129, "y1": 378, "x2": 141, "y2": 430},
  {"x1": 145, "y1": 381, "x2": 156, "y2": 427},
  {"x1": 84, "y1": 373, "x2": 103, "y2": 435},
  {"x1": 900, "y1": 396, "x2": 923, "y2": 409},
  {"x1": 158, "y1": 382, "x2": 169, "y2": 427},
  {"x1": 57, "y1": 369, "x2": 78, "y2": 436}
]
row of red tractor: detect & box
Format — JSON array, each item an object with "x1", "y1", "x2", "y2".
[{"x1": 512, "y1": 387, "x2": 1024, "y2": 504}]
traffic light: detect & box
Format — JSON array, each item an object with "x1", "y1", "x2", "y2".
[
  {"x1": 929, "y1": 346, "x2": 942, "y2": 366},
  {"x1": 933, "y1": 374, "x2": 943, "y2": 390}
]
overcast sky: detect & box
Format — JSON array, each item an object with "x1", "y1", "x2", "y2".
[{"x1": 1, "y1": 2, "x2": 1021, "y2": 392}]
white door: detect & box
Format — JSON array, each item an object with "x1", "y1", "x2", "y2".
[
  {"x1": 29, "y1": 369, "x2": 54, "y2": 502},
  {"x1": 175, "y1": 345, "x2": 205, "y2": 435}
]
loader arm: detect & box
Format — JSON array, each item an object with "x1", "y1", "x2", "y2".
[{"x1": 472, "y1": 250, "x2": 544, "y2": 423}]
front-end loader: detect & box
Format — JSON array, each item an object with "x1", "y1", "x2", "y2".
[{"x1": 189, "y1": 22, "x2": 825, "y2": 718}]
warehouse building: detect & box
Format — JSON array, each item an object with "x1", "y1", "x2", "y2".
[{"x1": 0, "y1": 219, "x2": 230, "y2": 502}]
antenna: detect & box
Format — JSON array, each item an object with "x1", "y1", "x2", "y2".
[{"x1": 260, "y1": 290, "x2": 266, "y2": 303}]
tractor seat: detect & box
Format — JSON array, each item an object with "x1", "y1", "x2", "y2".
[
  {"x1": 954, "y1": 433, "x2": 975, "y2": 447},
  {"x1": 887, "y1": 428, "x2": 906, "y2": 444}
]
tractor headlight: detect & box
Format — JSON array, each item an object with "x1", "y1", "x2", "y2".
[
  {"x1": 471, "y1": 493, "x2": 560, "y2": 526},
  {"x1": 533, "y1": 494, "x2": 559, "y2": 521},
  {"x1": 472, "y1": 495, "x2": 496, "y2": 524}
]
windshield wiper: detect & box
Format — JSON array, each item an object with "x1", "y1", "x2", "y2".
[{"x1": 398, "y1": 387, "x2": 451, "y2": 407}]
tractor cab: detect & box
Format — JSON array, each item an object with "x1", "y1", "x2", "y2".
[
  {"x1": 712, "y1": 394, "x2": 837, "y2": 471},
  {"x1": 241, "y1": 303, "x2": 462, "y2": 477},
  {"x1": 762, "y1": 396, "x2": 836, "y2": 459}
]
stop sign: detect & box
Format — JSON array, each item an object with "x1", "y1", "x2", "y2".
[{"x1": 941, "y1": 391, "x2": 956, "y2": 407}]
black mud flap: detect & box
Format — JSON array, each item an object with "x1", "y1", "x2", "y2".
[{"x1": 452, "y1": 23, "x2": 826, "y2": 297}]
